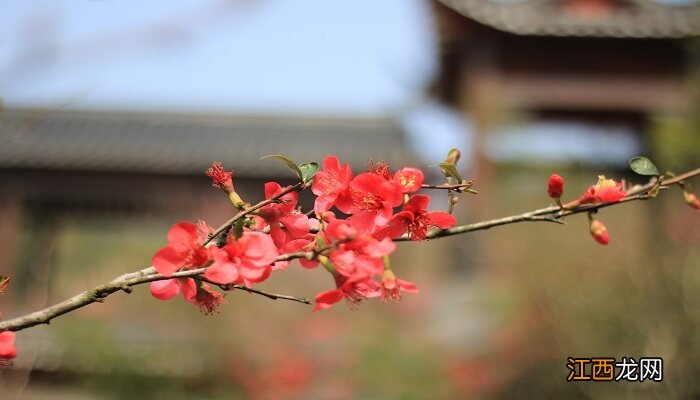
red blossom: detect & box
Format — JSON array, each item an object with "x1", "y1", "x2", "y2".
[
  {"x1": 577, "y1": 175, "x2": 626, "y2": 204},
  {"x1": 375, "y1": 194, "x2": 456, "y2": 240},
  {"x1": 258, "y1": 182, "x2": 313, "y2": 252},
  {"x1": 324, "y1": 219, "x2": 396, "y2": 277},
  {"x1": 0, "y1": 331, "x2": 16, "y2": 360},
  {"x1": 312, "y1": 156, "x2": 353, "y2": 214},
  {"x1": 336, "y1": 172, "x2": 404, "y2": 232},
  {"x1": 547, "y1": 174, "x2": 564, "y2": 199},
  {"x1": 589, "y1": 219, "x2": 609, "y2": 245},
  {"x1": 150, "y1": 277, "x2": 197, "y2": 301},
  {"x1": 204, "y1": 231, "x2": 279, "y2": 286},
  {"x1": 313, "y1": 274, "x2": 380, "y2": 311},
  {"x1": 206, "y1": 162, "x2": 234, "y2": 193},
  {"x1": 152, "y1": 222, "x2": 212, "y2": 277},
  {"x1": 193, "y1": 283, "x2": 226, "y2": 315},
  {"x1": 379, "y1": 270, "x2": 419, "y2": 302},
  {"x1": 393, "y1": 167, "x2": 424, "y2": 194},
  {"x1": 367, "y1": 159, "x2": 393, "y2": 180}
]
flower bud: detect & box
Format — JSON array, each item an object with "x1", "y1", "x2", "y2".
[
  {"x1": 684, "y1": 191, "x2": 700, "y2": 210},
  {"x1": 547, "y1": 174, "x2": 564, "y2": 199},
  {"x1": 445, "y1": 148, "x2": 461, "y2": 165},
  {"x1": 589, "y1": 219, "x2": 609, "y2": 245}
]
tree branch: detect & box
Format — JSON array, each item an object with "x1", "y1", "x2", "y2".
[{"x1": 1, "y1": 168, "x2": 698, "y2": 332}]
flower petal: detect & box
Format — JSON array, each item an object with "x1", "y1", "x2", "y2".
[
  {"x1": 150, "y1": 279, "x2": 180, "y2": 300},
  {"x1": 152, "y1": 246, "x2": 183, "y2": 277},
  {"x1": 313, "y1": 289, "x2": 345, "y2": 312}
]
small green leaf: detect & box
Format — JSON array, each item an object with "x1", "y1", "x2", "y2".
[
  {"x1": 261, "y1": 154, "x2": 302, "y2": 180},
  {"x1": 629, "y1": 156, "x2": 659, "y2": 176},
  {"x1": 298, "y1": 162, "x2": 319, "y2": 184},
  {"x1": 430, "y1": 162, "x2": 463, "y2": 182},
  {"x1": 315, "y1": 235, "x2": 327, "y2": 249}
]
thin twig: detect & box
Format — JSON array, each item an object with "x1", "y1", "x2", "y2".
[
  {"x1": 203, "y1": 183, "x2": 304, "y2": 247},
  {"x1": 1, "y1": 168, "x2": 698, "y2": 332},
  {"x1": 0, "y1": 240, "x2": 314, "y2": 333},
  {"x1": 421, "y1": 181, "x2": 478, "y2": 194}
]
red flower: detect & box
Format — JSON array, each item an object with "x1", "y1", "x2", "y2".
[
  {"x1": 150, "y1": 278, "x2": 225, "y2": 314},
  {"x1": 150, "y1": 277, "x2": 197, "y2": 301},
  {"x1": 578, "y1": 175, "x2": 626, "y2": 204},
  {"x1": 313, "y1": 274, "x2": 380, "y2": 311},
  {"x1": 324, "y1": 219, "x2": 397, "y2": 277},
  {"x1": 192, "y1": 283, "x2": 226, "y2": 315},
  {"x1": 204, "y1": 231, "x2": 279, "y2": 286},
  {"x1": 259, "y1": 182, "x2": 313, "y2": 251},
  {"x1": 312, "y1": 156, "x2": 353, "y2": 214},
  {"x1": 589, "y1": 219, "x2": 609, "y2": 245},
  {"x1": 375, "y1": 194, "x2": 456, "y2": 241},
  {"x1": 206, "y1": 162, "x2": 234, "y2": 193},
  {"x1": 367, "y1": 159, "x2": 393, "y2": 180},
  {"x1": 0, "y1": 331, "x2": 17, "y2": 359},
  {"x1": 379, "y1": 270, "x2": 419, "y2": 302},
  {"x1": 336, "y1": 172, "x2": 404, "y2": 232},
  {"x1": 152, "y1": 222, "x2": 212, "y2": 277},
  {"x1": 547, "y1": 174, "x2": 564, "y2": 199},
  {"x1": 393, "y1": 167, "x2": 424, "y2": 194}
]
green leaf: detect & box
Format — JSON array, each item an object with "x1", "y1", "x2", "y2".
[
  {"x1": 298, "y1": 162, "x2": 319, "y2": 184},
  {"x1": 261, "y1": 154, "x2": 302, "y2": 180},
  {"x1": 629, "y1": 156, "x2": 659, "y2": 176},
  {"x1": 430, "y1": 162, "x2": 463, "y2": 182}
]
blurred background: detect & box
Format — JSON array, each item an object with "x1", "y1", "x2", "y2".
[{"x1": 1, "y1": 0, "x2": 700, "y2": 398}]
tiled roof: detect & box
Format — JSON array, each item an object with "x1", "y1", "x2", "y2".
[
  {"x1": 437, "y1": 0, "x2": 700, "y2": 38},
  {"x1": 0, "y1": 109, "x2": 413, "y2": 177}
]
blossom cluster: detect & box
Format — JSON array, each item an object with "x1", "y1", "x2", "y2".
[
  {"x1": 150, "y1": 156, "x2": 458, "y2": 313},
  {"x1": 547, "y1": 173, "x2": 627, "y2": 245}
]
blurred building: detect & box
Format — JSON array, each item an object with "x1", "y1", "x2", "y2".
[
  {"x1": 0, "y1": 108, "x2": 414, "y2": 287},
  {"x1": 432, "y1": 0, "x2": 700, "y2": 174}
]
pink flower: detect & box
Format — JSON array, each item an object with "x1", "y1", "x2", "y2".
[
  {"x1": 152, "y1": 222, "x2": 212, "y2": 277},
  {"x1": 259, "y1": 182, "x2": 313, "y2": 251},
  {"x1": 379, "y1": 270, "x2": 419, "y2": 302},
  {"x1": 150, "y1": 277, "x2": 197, "y2": 301},
  {"x1": 393, "y1": 167, "x2": 424, "y2": 194},
  {"x1": 589, "y1": 219, "x2": 609, "y2": 245},
  {"x1": 367, "y1": 159, "x2": 393, "y2": 180},
  {"x1": 0, "y1": 331, "x2": 17, "y2": 359},
  {"x1": 336, "y1": 172, "x2": 404, "y2": 232},
  {"x1": 312, "y1": 156, "x2": 352, "y2": 214},
  {"x1": 375, "y1": 194, "x2": 456, "y2": 241},
  {"x1": 547, "y1": 174, "x2": 564, "y2": 199},
  {"x1": 324, "y1": 219, "x2": 397, "y2": 276},
  {"x1": 206, "y1": 162, "x2": 234, "y2": 193},
  {"x1": 313, "y1": 274, "x2": 380, "y2": 311},
  {"x1": 192, "y1": 283, "x2": 226, "y2": 315},
  {"x1": 150, "y1": 278, "x2": 225, "y2": 314},
  {"x1": 204, "y1": 231, "x2": 279, "y2": 286},
  {"x1": 577, "y1": 176, "x2": 626, "y2": 204}
]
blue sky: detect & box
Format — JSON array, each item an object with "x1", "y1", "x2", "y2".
[
  {"x1": 1, "y1": 0, "x2": 647, "y2": 167},
  {"x1": 0, "y1": 0, "x2": 437, "y2": 115}
]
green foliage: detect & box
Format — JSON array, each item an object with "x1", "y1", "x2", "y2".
[{"x1": 629, "y1": 156, "x2": 659, "y2": 176}]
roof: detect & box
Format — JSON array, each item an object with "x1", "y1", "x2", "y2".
[
  {"x1": 0, "y1": 109, "x2": 413, "y2": 178},
  {"x1": 437, "y1": 0, "x2": 700, "y2": 38}
]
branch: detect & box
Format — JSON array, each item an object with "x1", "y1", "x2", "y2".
[
  {"x1": 400, "y1": 168, "x2": 700, "y2": 241},
  {"x1": 203, "y1": 182, "x2": 304, "y2": 247},
  {"x1": 0, "y1": 250, "x2": 314, "y2": 332},
  {"x1": 1, "y1": 168, "x2": 698, "y2": 332}
]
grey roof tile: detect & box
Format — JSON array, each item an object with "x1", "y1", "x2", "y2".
[{"x1": 0, "y1": 109, "x2": 415, "y2": 177}]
